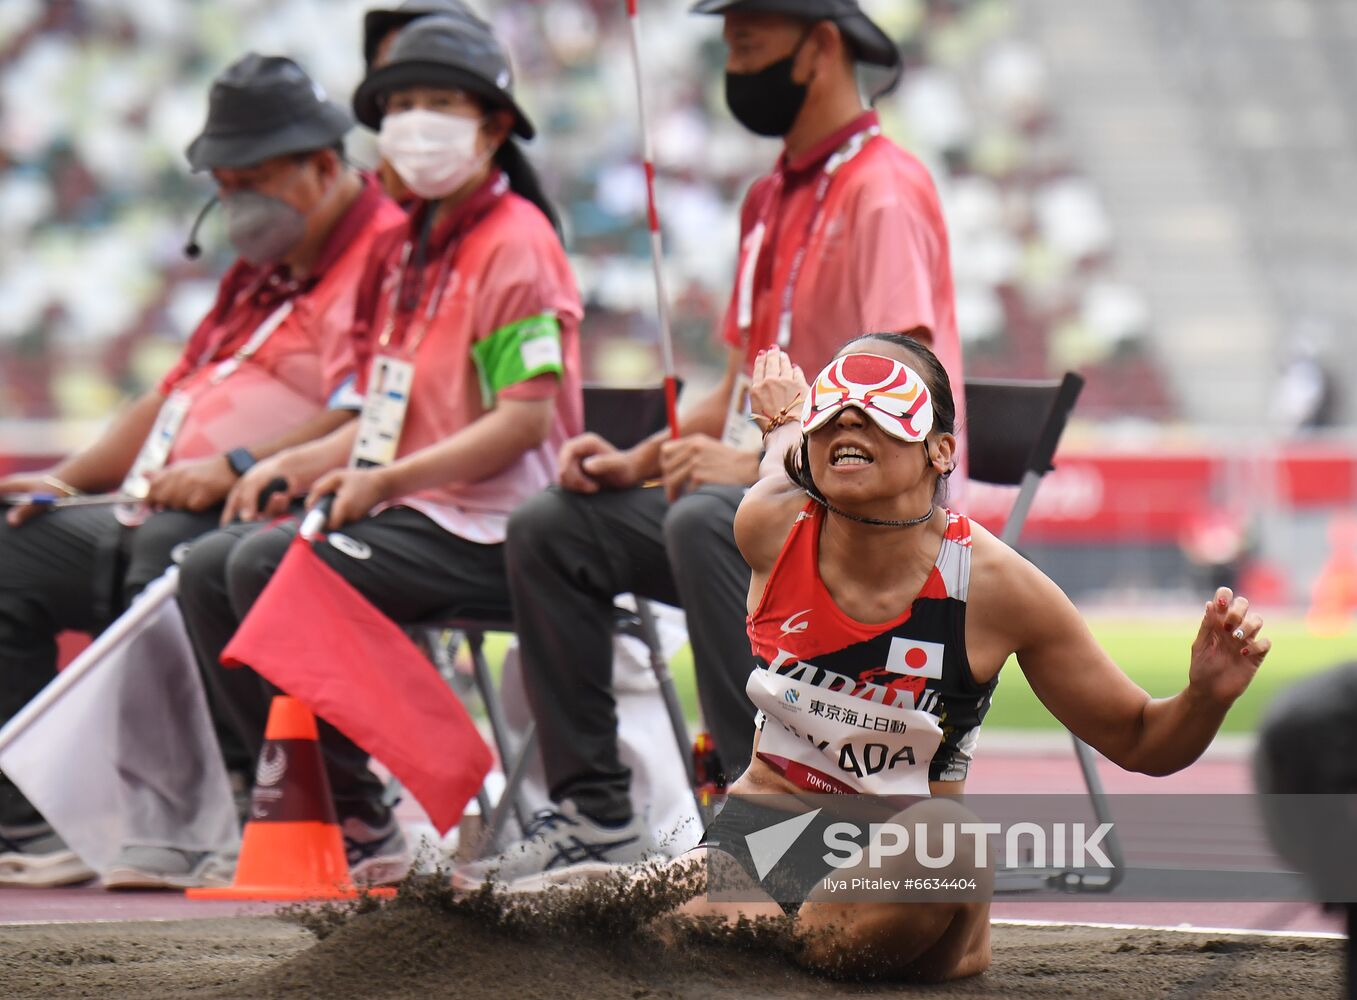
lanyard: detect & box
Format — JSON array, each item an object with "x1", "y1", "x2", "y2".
[
  {"x1": 191, "y1": 270, "x2": 300, "y2": 380},
  {"x1": 376, "y1": 239, "x2": 457, "y2": 356},
  {"x1": 207, "y1": 300, "x2": 294, "y2": 385},
  {"x1": 740, "y1": 124, "x2": 881, "y2": 350},
  {"x1": 376, "y1": 176, "x2": 506, "y2": 356}
]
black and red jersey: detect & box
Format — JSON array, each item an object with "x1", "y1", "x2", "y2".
[{"x1": 746, "y1": 502, "x2": 996, "y2": 793}]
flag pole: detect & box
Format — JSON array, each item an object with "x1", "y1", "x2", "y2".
[
  {"x1": 0, "y1": 569, "x2": 180, "y2": 752},
  {"x1": 300, "y1": 494, "x2": 335, "y2": 540},
  {"x1": 623, "y1": 0, "x2": 680, "y2": 439},
  {"x1": 0, "y1": 475, "x2": 292, "y2": 753}
]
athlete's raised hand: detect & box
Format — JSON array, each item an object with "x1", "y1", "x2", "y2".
[
  {"x1": 1188, "y1": 587, "x2": 1270, "y2": 706},
  {"x1": 749, "y1": 346, "x2": 808, "y2": 433}
]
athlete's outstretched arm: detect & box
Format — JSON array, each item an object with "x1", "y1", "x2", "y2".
[
  {"x1": 734, "y1": 347, "x2": 812, "y2": 603},
  {"x1": 971, "y1": 527, "x2": 1270, "y2": 775}
]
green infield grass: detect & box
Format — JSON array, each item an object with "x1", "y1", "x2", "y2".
[
  {"x1": 476, "y1": 614, "x2": 1355, "y2": 734},
  {"x1": 976, "y1": 614, "x2": 1356, "y2": 732}
]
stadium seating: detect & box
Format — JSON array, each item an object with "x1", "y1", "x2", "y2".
[{"x1": 0, "y1": 0, "x2": 1175, "y2": 433}]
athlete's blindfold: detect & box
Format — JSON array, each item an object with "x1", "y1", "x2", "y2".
[{"x1": 801, "y1": 352, "x2": 934, "y2": 442}]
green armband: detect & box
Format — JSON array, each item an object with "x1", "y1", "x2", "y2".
[{"x1": 471, "y1": 312, "x2": 564, "y2": 406}]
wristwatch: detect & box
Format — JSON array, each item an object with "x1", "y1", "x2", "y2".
[{"x1": 225, "y1": 447, "x2": 257, "y2": 477}]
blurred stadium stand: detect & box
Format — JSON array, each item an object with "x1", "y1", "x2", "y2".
[
  {"x1": 1017, "y1": 0, "x2": 1353, "y2": 431},
  {"x1": 3, "y1": 0, "x2": 1355, "y2": 606},
  {"x1": 0, "y1": 0, "x2": 1173, "y2": 431}
]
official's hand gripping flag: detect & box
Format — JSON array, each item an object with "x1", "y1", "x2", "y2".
[
  {"x1": 221, "y1": 533, "x2": 493, "y2": 835},
  {"x1": 0, "y1": 568, "x2": 240, "y2": 875}
]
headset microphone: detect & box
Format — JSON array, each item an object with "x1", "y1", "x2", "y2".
[{"x1": 183, "y1": 195, "x2": 220, "y2": 259}]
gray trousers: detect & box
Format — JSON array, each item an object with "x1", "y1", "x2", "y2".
[
  {"x1": 0, "y1": 505, "x2": 225, "y2": 827},
  {"x1": 505, "y1": 484, "x2": 756, "y2": 825},
  {"x1": 175, "y1": 506, "x2": 509, "y2": 820}
]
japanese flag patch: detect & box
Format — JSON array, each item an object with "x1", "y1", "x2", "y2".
[{"x1": 885, "y1": 637, "x2": 945, "y2": 680}]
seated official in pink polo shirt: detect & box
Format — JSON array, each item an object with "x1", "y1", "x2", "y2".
[
  {"x1": 175, "y1": 14, "x2": 583, "y2": 890},
  {"x1": 0, "y1": 53, "x2": 401, "y2": 891}
]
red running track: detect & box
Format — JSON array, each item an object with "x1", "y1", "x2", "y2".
[{"x1": 0, "y1": 738, "x2": 1343, "y2": 936}]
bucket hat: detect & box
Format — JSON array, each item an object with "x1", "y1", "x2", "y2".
[
  {"x1": 690, "y1": 0, "x2": 899, "y2": 70},
  {"x1": 362, "y1": 0, "x2": 487, "y2": 68},
  {"x1": 352, "y1": 14, "x2": 534, "y2": 139},
  {"x1": 186, "y1": 54, "x2": 352, "y2": 172}
]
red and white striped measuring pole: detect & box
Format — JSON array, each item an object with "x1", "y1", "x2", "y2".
[{"x1": 623, "y1": 0, "x2": 680, "y2": 439}]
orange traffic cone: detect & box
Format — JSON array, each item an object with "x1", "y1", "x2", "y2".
[{"x1": 188, "y1": 695, "x2": 396, "y2": 900}]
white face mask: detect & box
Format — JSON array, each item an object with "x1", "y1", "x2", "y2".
[{"x1": 377, "y1": 108, "x2": 485, "y2": 200}]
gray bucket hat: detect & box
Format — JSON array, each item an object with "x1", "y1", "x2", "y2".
[
  {"x1": 362, "y1": 0, "x2": 487, "y2": 68},
  {"x1": 352, "y1": 14, "x2": 534, "y2": 139},
  {"x1": 186, "y1": 54, "x2": 352, "y2": 172},
  {"x1": 690, "y1": 0, "x2": 900, "y2": 70}
]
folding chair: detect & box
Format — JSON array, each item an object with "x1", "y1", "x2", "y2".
[
  {"x1": 413, "y1": 385, "x2": 699, "y2": 857},
  {"x1": 964, "y1": 373, "x2": 1124, "y2": 893}
]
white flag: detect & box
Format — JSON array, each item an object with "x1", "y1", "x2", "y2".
[{"x1": 0, "y1": 568, "x2": 239, "y2": 874}]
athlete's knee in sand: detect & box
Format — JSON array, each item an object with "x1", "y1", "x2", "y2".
[
  {"x1": 663, "y1": 798, "x2": 992, "y2": 981},
  {"x1": 794, "y1": 796, "x2": 992, "y2": 980}
]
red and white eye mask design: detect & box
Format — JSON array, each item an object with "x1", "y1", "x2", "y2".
[{"x1": 801, "y1": 353, "x2": 934, "y2": 442}]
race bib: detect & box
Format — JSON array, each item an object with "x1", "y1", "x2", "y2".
[
  {"x1": 720, "y1": 373, "x2": 762, "y2": 453},
  {"x1": 351, "y1": 353, "x2": 415, "y2": 468},
  {"x1": 121, "y1": 390, "x2": 192, "y2": 500},
  {"x1": 747, "y1": 665, "x2": 944, "y2": 797}
]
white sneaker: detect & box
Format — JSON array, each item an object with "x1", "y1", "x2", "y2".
[
  {"x1": 452, "y1": 800, "x2": 655, "y2": 892},
  {"x1": 498, "y1": 860, "x2": 631, "y2": 894},
  {"x1": 0, "y1": 824, "x2": 95, "y2": 888},
  {"x1": 102, "y1": 846, "x2": 232, "y2": 891}
]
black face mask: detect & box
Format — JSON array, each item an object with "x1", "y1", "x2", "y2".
[{"x1": 725, "y1": 33, "x2": 813, "y2": 138}]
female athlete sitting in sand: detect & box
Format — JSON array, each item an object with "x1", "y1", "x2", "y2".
[{"x1": 675, "y1": 334, "x2": 1270, "y2": 981}]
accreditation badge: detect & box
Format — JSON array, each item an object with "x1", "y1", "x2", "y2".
[
  {"x1": 120, "y1": 390, "x2": 192, "y2": 501},
  {"x1": 114, "y1": 390, "x2": 193, "y2": 526},
  {"x1": 350, "y1": 353, "x2": 415, "y2": 468},
  {"x1": 720, "y1": 372, "x2": 763, "y2": 453}
]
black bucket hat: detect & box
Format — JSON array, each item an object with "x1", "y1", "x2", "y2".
[
  {"x1": 691, "y1": 0, "x2": 900, "y2": 71},
  {"x1": 352, "y1": 14, "x2": 534, "y2": 139},
  {"x1": 362, "y1": 0, "x2": 487, "y2": 68},
  {"x1": 186, "y1": 54, "x2": 352, "y2": 172}
]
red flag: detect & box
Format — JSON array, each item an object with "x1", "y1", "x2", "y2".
[{"x1": 222, "y1": 536, "x2": 492, "y2": 834}]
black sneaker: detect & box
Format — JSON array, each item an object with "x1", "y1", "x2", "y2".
[{"x1": 341, "y1": 811, "x2": 411, "y2": 886}]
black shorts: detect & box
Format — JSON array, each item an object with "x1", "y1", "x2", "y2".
[{"x1": 700, "y1": 794, "x2": 902, "y2": 917}]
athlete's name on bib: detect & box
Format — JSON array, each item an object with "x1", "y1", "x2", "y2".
[
  {"x1": 766, "y1": 649, "x2": 915, "y2": 709},
  {"x1": 770, "y1": 715, "x2": 918, "y2": 779}
]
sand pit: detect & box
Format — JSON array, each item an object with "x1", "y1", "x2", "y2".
[{"x1": 0, "y1": 875, "x2": 1342, "y2": 1000}]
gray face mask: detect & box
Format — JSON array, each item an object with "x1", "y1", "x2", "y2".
[{"x1": 222, "y1": 191, "x2": 306, "y2": 266}]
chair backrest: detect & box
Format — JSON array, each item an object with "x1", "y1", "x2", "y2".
[
  {"x1": 583, "y1": 384, "x2": 681, "y2": 450},
  {"x1": 963, "y1": 373, "x2": 1085, "y2": 487}
]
